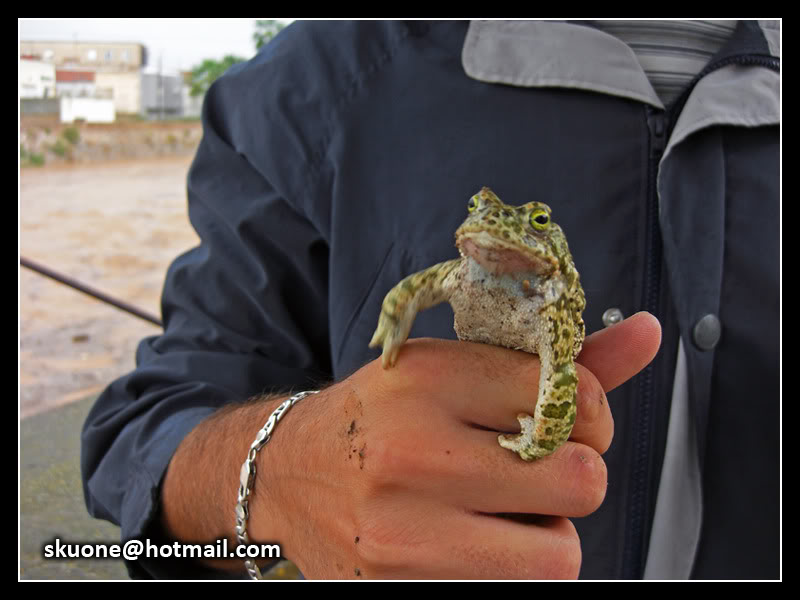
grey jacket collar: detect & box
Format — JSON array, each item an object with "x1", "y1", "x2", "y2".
[
  {"x1": 463, "y1": 20, "x2": 666, "y2": 108},
  {"x1": 461, "y1": 21, "x2": 780, "y2": 166},
  {"x1": 462, "y1": 20, "x2": 780, "y2": 155}
]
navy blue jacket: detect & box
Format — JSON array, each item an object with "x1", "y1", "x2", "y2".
[{"x1": 81, "y1": 21, "x2": 780, "y2": 579}]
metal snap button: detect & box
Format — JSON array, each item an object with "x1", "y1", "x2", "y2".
[
  {"x1": 602, "y1": 307, "x2": 624, "y2": 327},
  {"x1": 692, "y1": 314, "x2": 721, "y2": 351}
]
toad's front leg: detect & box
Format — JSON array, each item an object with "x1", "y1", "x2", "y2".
[
  {"x1": 497, "y1": 304, "x2": 579, "y2": 461},
  {"x1": 369, "y1": 259, "x2": 461, "y2": 368}
]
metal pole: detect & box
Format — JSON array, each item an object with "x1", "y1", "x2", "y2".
[{"x1": 20, "y1": 256, "x2": 163, "y2": 327}]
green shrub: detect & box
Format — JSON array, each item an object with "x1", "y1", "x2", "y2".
[
  {"x1": 62, "y1": 126, "x2": 80, "y2": 145},
  {"x1": 21, "y1": 147, "x2": 45, "y2": 166},
  {"x1": 21, "y1": 143, "x2": 46, "y2": 166},
  {"x1": 50, "y1": 139, "x2": 67, "y2": 156}
]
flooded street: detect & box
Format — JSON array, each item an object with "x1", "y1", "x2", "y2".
[{"x1": 20, "y1": 156, "x2": 200, "y2": 418}]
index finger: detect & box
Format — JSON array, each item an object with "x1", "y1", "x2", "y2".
[{"x1": 576, "y1": 311, "x2": 662, "y2": 393}]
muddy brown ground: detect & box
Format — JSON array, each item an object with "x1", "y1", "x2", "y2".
[
  {"x1": 20, "y1": 155, "x2": 200, "y2": 419},
  {"x1": 19, "y1": 153, "x2": 306, "y2": 580}
]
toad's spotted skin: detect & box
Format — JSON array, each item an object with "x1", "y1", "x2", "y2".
[{"x1": 369, "y1": 187, "x2": 585, "y2": 461}]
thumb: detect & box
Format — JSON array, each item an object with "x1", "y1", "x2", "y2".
[{"x1": 576, "y1": 311, "x2": 662, "y2": 393}]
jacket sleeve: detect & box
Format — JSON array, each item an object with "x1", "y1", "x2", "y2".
[{"x1": 80, "y1": 48, "x2": 332, "y2": 579}]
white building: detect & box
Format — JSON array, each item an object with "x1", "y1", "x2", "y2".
[
  {"x1": 60, "y1": 96, "x2": 115, "y2": 124},
  {"x1": 96, "y1": 71, "x2": 141, "y2": 115},
  {"x1": 21, "y1": 40, "x2": 146, "y2": 115},
  {"x1": 55, "y1": 69, "x2": 96, "y2": 97},
  {"x1": 19, "y1": 59, "x2": 56, "y2": 98}
]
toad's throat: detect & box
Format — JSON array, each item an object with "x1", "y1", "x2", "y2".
[{"x1": 458, "y1": 237, "x2": 556, "y2": 276}]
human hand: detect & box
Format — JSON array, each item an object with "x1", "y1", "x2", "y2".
[{"x1": 253, "y1": 312, "x2": 661, "y2": 579}]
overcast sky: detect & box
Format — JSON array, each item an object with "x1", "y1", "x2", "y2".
[{"x1": 19, "y1": 18, "x2": 293, "y2": 74}]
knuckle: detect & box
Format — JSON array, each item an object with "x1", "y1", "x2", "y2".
[
  {"x1": 536, "y1": 519, "x2": 582, "y2": 579},
  {"x1": 351, "y1": 501, "x2": 425, "y2": 574},
  {"x1": 549, "y1": 538, "x2": 583, "y2": 579},
  {"x1": 359, "y1": 431, "x2": 427, "y2": 487},
  {"x1": 351, "y1": 525, "x2": 403, "y2": 571},
  {"x1": 575, "y1": 364, "x2": 607, "y2": 424},
  {"x1": 563, "y1": 445, "x2": 608, "y2": 516}
]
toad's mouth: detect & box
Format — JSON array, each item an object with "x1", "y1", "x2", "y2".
[{"x1": 458, "y1": 236, "x2": 557, "y2": 276}]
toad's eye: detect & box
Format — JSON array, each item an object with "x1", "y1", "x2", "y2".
[
  {"x1": 467, "y1": 195, "x2": 481, "y2": 213},
  {"x1": 530, "y1": 209, "x2": 550, "y2": 230}
]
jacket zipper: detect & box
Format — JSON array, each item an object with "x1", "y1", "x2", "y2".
[
  {"x1": 623, "y1": 106, "x2": 666, "y2": 580},
  {"x1": 622, "y1": 52, "x2": 779, "y2": 579}
]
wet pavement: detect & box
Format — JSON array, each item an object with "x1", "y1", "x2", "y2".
[{"x1": 20, "y1": 394, "x2": 128, "y2": 579}]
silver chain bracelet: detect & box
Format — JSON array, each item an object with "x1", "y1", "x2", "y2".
[{"x1": 235, "y1": 390, "x2": 319, "y2": 580}]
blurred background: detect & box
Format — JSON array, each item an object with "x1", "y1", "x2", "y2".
[{"x1": 19, "y1": 18, "x2": 298, "y2": 580}]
